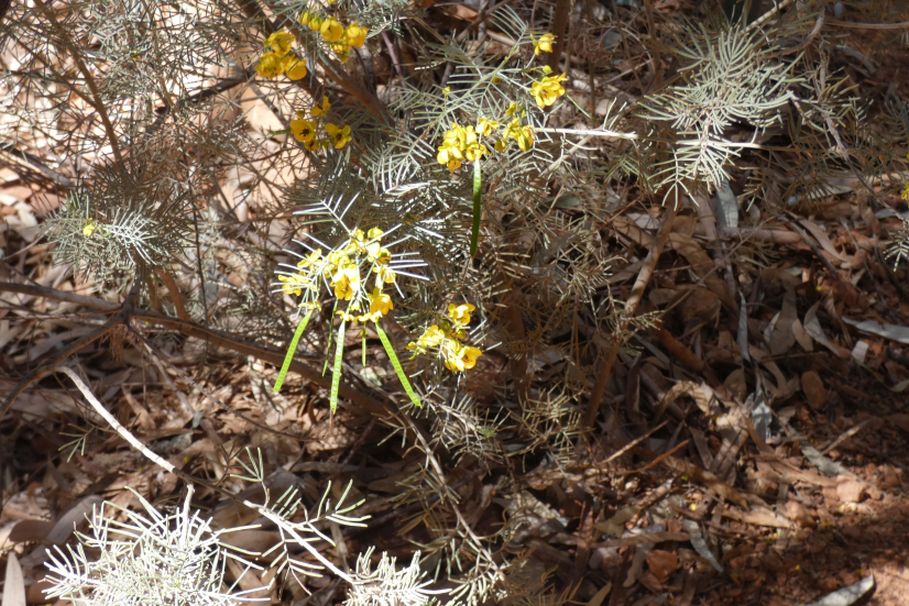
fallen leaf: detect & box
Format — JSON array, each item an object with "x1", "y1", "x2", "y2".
[
  {"x1": 646, "y1": 549, "x2": 679, "y2": 584},
  {"x1": 804, "y1": 575, "x2": 874, "y2": 606},
  {"x1": 804, "y1": 303, "x2": 851, "y2": 359},
  {"x1": 801, "y1": 371, "x2": 827, "y2": 410},
  {"x1": 768, "y1": 288, "x2": 798, "y2": 355},
  {"x1": 782, "y1": 501, "x2": 814, "y2": 527},
  {"x1": 887, "y1": 414, "x2": 909, "y2": 434},
  {"x1": 682, "y1": 520, "x2": 724, "y2": 573},
  {"x1": 8, "y1": 519, "x2": 53, "y2": 544},
  {"x1": 834, "y1": 478, "x2": 868, "y2": 504},
  {"x1": 843, "y1": 317, "x2": 909, "y2": 345},
  {"x1": 586, "y1": 582, "x2": 612, "y2": 606},
  {"x1": 2, "y1": 553, "x2": 26, "y2": 606}
]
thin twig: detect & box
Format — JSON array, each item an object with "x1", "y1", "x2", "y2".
[
  {"x1": 0, "y1": 142, "x2": 74, "y2": 189},
  {"x1": 33, "y1": 0, "x2": 123, "y2": 164},
  {"x1": 0, "y1": 281, "x2": 391, "y2": 417},
  {"x1": 53, "y1": 366, "x2": 177, "y2": 474}
]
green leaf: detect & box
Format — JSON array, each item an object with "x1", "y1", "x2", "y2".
[
  {"x1": 273, "y1": 310, "x2": 313, "y2": 394},
  {"x1": 330, "y1": 319, "x2": 346, "y2": 413},
  {"x1": 375, "y1": 321, "x2": 422, "y2": 408}
]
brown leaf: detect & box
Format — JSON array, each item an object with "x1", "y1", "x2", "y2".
[
  {"x1": 804, "y1": 302, "x2": 851, "y2": 359},
  {"x1": 835, "y1": 478, "x2": 868, "y2": 504},
  {"x1": 680, "y1": 285, "x2": 721, "y2": 326},
  {"x1": 646, "y1": 549, "x2": 679, "y2": 584},
  {"x1": 8, "y1": 520, "x2": 53, "y2": 544},
  {"x1": 669, "y1": 233, "x2": 733, "y2": 307},
  {"x1": 586, "y1": 582, "x2": 612, "y2": 606},
  {"x1": 724, "y1": 506, "x2": 793, "y2": 529},
  {"x1": 782, "y1": 501, "x2": 814, "y2": 527},
  {"x1": 801, "y1": 370, "x2": 827, "y2": 410},
  {"x1": 768, "y1": 288, "x2": 798, "y2": 356}
]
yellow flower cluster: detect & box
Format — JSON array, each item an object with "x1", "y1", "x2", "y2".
[
  {"x1": 298, "y1": 10, "x2": 368, "y2": 62},
  {"x1": 530, "y1": 73, "x2": 568, "y2": 108},
  {"x1": 436, "y1": 123, "x2": 488, "y2": 172},
  {"x1": 256, "y1": 30, "x2": 308, "y2": 80},
  {"x1": 407, "y1": 303, "x2": 483, "y2": 372},
  {"x1": 533, "y1": 32, "x2": 555, "y2": 56},
  {"x1": 277, "y1": 227, "x2": 396, "y2": 323},
  {"x1": 436, "y1": 107, "x2": 535, "y2": 172},
  {"x1": 901, "y1": 182, "x2": 909, "y2": 202},
  {"x1": 289, "y1": 95, "x2": 352, "y2": 152}
]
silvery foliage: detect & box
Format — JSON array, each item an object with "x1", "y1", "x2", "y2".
[
  {"x1": 344, "y1": 547, "x2": 446, "y2": 606},
  {"x1": 43, "y1": 488, "x2": 269, "y2": 605}
]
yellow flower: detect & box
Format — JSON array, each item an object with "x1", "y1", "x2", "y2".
[
  {"x1": 408, "y1": 300, "x2": 482, "y2": 372},
  {"x1": 447, "y1": 303, "x2": 475, "y2": 326},
  {"x1": 311, "y1": 95, "x2": 331, "y2": 118},
  {"x1": 465, "y1": 142, "x2": 488, "y2": 162},
  {"x1": 462, "y1": 346, "x2": 482, "y2": 369},
  {"x1": 530, "y1": 73, "x2": 568, "y2": 108},
  {"x1": 437, "y1": 142, "x2": 464, "y2": 172},
  {"x1": 365, "y1": 239, "x2": 389, "y2": 265},
  {"x1": 290, "y1": 116, "x2": 317, "y2": 143},
  {"x1": 283, "y1": 55, "x2": 308, "y2": 80},
  {"x1": 332, "y1": 44, "x2": 351, "y2": 62},
  {"x1": 505, "y1": 118, "x2": 534, "y2": 151},
  {"x1": 361, "y1": 288, "x2": 393, "y2": 321},
  {"x1": 375, "y1": 265, "x2": 396, "y2": 286},
  {"x1": 320, "y1": 18, "x2": 345, "y2": 43},
  {"x1": 330, "y1": 260, "x2": 360, "y2": 300},
  {"x1": 437, "y1": 123, "x2": 473, "y2": 171},
  {"x1": 346, "y1": 22, "x2": 368, "y2": 48},
  {"x1": 324, "y1": 122, "x2": 352, "y2": 149},
  {"x1": 82, "y1": 219, "x2": 97, "y2": 237},
  {"x1": 533, "y1": 32, "x2": 555, "y2": 56},
  {"x1": 265, "y1": 30, "x2": 295, "y2": 56},
  {"x1": 278, "y1": 272, "x2": 313, "y2": 297},
  {"x1": 299, "y1": 11, "x2": 322, "y2": 31},
  {"x1": 407, "y1": 324, "x2": 446, "y2": 353},
  {"x1": 303, "y1": 138, "x2": 325, "y2": 152},
  {"x1": 455, "y1": 124, "x2": 487, "y2": 161},
  {"x1": 902, "y1": 182, "x2": 909, "y2": 202},
  {"x1": 256, "y1": 51, "x2": 283, "y2": 78},
  {"x1": 476, "y1": 117, "x2": 499, "y2": 138},
  {"x1": 443, "y1": 342, "x2": 482, "y2": 372},
  {"x1": 296, "y1": 248, "x2": 323, "y2": 268}
]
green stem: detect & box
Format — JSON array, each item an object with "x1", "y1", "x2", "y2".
[
  {"x1": 273, "y1": 310, "x2": 313, "y2": 394},
  {"x1": 375, "y1": 322, "x2": 422, "y2": 408},
  {"x1": 329, "y1": 319, "x2": 346, "y2": 413},
  {"x1": 470, "y1": 158, "x2": 482, "y2": 256}
]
